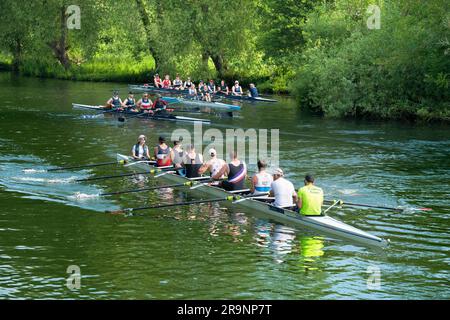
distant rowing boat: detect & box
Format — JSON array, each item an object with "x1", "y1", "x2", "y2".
[
  {"x1": 128, "y1": 84, "x2": 278, "y2": 103},
  {"x1": 116, "y1": 153, "x2": 390, "y2": 248},
  {"x1": 72, "y1": 103, "x2": 211, "y2": 124},
  {"x1": 161, "y1": 96, "x2": 241, "y2": 111}
]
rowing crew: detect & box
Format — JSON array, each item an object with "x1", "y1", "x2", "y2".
[
  {"x1": 106, "y1": 92, "x2": 169, "y2": 114},
  {"x1": 132, "y1": 135, "x2": 324, "y2": 216},
  {"x1": 150, "y1": 74, "x2": 259, "y2": 98}
]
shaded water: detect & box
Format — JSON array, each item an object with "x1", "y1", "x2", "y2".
[{"x1": 0, "y1": 73, "x2": 449, "y2": 299}]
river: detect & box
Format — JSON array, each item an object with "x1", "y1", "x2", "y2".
[{"x1": 0, "y1": 73, "x2": 448, "y2": 299}]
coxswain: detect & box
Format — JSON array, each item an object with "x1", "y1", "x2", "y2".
[
  {"x1": 250, "y1": 159, "x2": 273, "y2": 195},
  {"x1": 173, "y1": 74, "x2": 183, "y2": 90},
  {"x1": 213, "y1": 151, "x2": 247, "y2": 191},
  {"x1": 182, "y1": 145, "x2": 204, "y2": 178},
  {"x1": 131, "y1": 135, "x2": 151, "y2": 160},
  {"x1": 122, "y1": 92, "x2": 138, "y2": 112},
  {"x1": 154, "y1": 136, "x2": 173, "y2": 167},
  {"x1": 248, "y1": 83, "x2": 259, "y2": 98},
  {"x1": 232, "y1": 81, "x2": 243, "y2": 96},
  {"x1": 162, "y1": 75, "x2": 172, "y2": 89},
  {"x1": 198, "y1": 148, "x2": 226, "y2": 179},
  {"x1": 297, "y1": 174, "x2": 324, "y2": 216},
  {"x1": 154, "y1": 74, "x2": 162, "y2": 88},
  {"x1": 137, "y1": 93, "x2": 152, "y2": 113},
  {"x1": 106, "y1": 91, "x2": 123, "y2": 109},
  {"x1": 218, "y1": 80, "x2": 229, "y2": 95},
  {"x1": 269, "y1": 168, "x2": 297, "y2": 208}
]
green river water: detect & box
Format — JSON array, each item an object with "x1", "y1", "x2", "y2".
[{"x1": 0, "y1": 73, "x2": 448, "y2": 299}]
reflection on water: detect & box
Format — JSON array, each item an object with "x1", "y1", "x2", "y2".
[{"x1": 0, "y1": 74, "x2": 449, "y2": 299}]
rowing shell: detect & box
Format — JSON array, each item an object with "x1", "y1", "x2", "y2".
[
  {"x1": 116, "y1": 153, "x2": 389, "y2": 248},
  {"x1": 163, "y1": 97, "x2": 241, "y2": 111},
  {"x1": 128, "y1": 84, "x2": 278, "y2": 103},
  {"x1": 72, "y1": 103, "x2": 211, "y2": 124}
]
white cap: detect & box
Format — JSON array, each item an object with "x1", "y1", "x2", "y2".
[
  {"x1": 138, "y1": 135, "x2": 146, "y2": 140},
  {"x1": 209, "y1": 148, "x2": 217, "y2": 156},
  {"x1": 273, "y1": 168, "x2": 284, "y2": 176}
]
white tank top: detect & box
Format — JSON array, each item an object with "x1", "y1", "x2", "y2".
[
  {"x1": 210, "y1": 158, "x2": 225, "y2": 178},
  {"x1": 254, "y1": 171, "x2": 273, "y2": 193}
]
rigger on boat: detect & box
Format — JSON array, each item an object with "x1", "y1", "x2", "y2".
[{"x1": 114, "y1": 149, "x2": 390, "y2": 248}]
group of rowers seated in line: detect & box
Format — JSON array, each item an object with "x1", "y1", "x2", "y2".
[
  {"x1": 151, "y1": 74, "x2": 259, "y2": 101},
  {"x1": 132, "y1": 134, "x2": 324, "y2": 216},
  {"x1": 106, "y1": 92, "x2": 168, "y2": 114}
]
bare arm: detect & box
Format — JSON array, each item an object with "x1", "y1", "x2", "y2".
[{"x1": 250, "y1": 175, "x2": 257, "y2": 193}]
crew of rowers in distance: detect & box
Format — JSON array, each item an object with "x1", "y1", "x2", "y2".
[
  {"x1": 151, "y1": 73, "x2": 260, "y2": 101},
  {"x1": 106, "y1": 91, "x2": 168, "y2": 113},
  {"x1": 132, "y1": 135, "x2": 324, "y2": 216}
]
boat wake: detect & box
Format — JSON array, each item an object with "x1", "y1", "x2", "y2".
[{"x1": 0, "y1": 155, "x2": 118, "y2": 212}]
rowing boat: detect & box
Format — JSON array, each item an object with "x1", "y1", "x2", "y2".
[
  {"x1": 128, "y1": 84, "x2": 278, "y2": 103},
  {"x1": 116, "y1": 153, "x2": 389, "y2": 248},
  {"x1": 163, "y1": 97, "x2": 241, "y2": 111},
  {"x1": 72, "y1": 103, "x2": 211, "y2": 124}
]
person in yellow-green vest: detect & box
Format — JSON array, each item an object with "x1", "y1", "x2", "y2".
[{"x1": 297, "y1": 174, "x2": 324, "y2": 216}]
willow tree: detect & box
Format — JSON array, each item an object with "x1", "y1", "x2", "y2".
[{"x1": 0, "y1": 1, "x2": 37, "y2": 71}]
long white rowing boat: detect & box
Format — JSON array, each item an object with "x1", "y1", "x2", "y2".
[
  {"x1": 72, "y1": 103, "x2": 211, "y2": 124},
  {"x1": 162, "y1": 96, "x2": 241, "y2": 111},
  {"x1": 117, "y1": 154, "x2": 389, "y2": 248}
]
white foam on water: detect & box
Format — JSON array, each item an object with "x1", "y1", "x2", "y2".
[
  {"x1": 22, "y1": 169, "x2": 46, "y2": 174},
  {"x1": 70, "y1": 192, "x2": 100, "y2": 200}
]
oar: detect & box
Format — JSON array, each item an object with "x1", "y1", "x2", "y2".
[
  {"x1": 99, "y1": 181, "x2": 194, "y2": 197},
  {"x1": 323, "y1": 200, "x2": 341, "y2": 214},
  {"x1": 324, "y1": 199, "x2": 432, "y2": 212},
  {"x1": 75, "y1": 167, "x2": 178, "y2": 183},
  {"x1": 124, "y1": 160, "x2": 155, "y2": 167},
  {"x1": 106, "y1": 196, "x2": 236, "y2": 215},
  {"x1": 24, "y1": 160, "x2": 127, "y2": 173}
]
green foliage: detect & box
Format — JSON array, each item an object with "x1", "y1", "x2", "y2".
[{"x1": 291, "y1": 0, "x2": 450, "y2": 121}]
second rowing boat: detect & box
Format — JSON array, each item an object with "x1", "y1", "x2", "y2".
[
  {"x1": 116, "y1": 153, "x2": 390, "y2": 248},
  {"x1": 72, "y1": 103, "x2": 211, "y2": 124}
]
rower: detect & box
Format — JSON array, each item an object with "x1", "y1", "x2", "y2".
[
  {"x1": 154, "y1": 136, "x2": 173, "y2": 167},
  {"x1": 200, "y1": 84, "x2": 212, "y2": 102},
  {"x1": 151, "y1": 94, "x2": 169, "y2": 113},
  {"x1": 154, "y1": 74, "x2": 162, "y2": 88},
  {"x1": 122, "y1": 92, "x2": 138, "y2": 112},
  {"x1": 137, "y1": 93, "x2": 152, "y2": 113},
  {"x1": 207, "y1": 80, "x2": 216, "y2": 94},
  {"x1": 248, "y1": 83, "x2": 259, "y2": 98},
  {"x1": 173, "y1": 74, "x2": 183, "y2": 90},
  {"x1": 184, "y1": 77, "x2": 193, "y2": 90},
  {"x1": 250, "y1": 160, "x2": 273, "y2": 195},
  {"x1": 187, "y1": 84, "x2": 198, "y2": 99},
  {"x1": 218, "y1": 80, "x2": 229, "y2": 95},
  {"x1": 162, "y1": 74, "x2": 172, "y2": 89},
  {"x1": 269, "y1": 168, "x2": 297, "y2": 208},
  {"x1": 198, "y1": 80, "x2": 205, "y2": 92},
  {"x1": 198, "y1": 148, "x2": 226, "y2": 179},
  {"x1": 297, "y1": 174, "x2": 324, "y2": 216},
  {"x1": 182, "y1": 145, "x2": 204, "y2": 178},
  {"x1": 131, "y1": 135, "x2": 151, "y2": 160},
  {"x1": 106, "y1": 91, "x2": 123, "y2": 109},
  {"x1": 172, "y1": 140, "x2": 185, "y2": 169},
  {"x1": 232, "y1": 81, "x2": 243, "y2": 96},
  {"x1": 213, "y1": 151, "x2": 247, "y2": 191}
]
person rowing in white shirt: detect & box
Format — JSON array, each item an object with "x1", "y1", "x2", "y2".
[
  {"x1": 250, "y1": 159, "x2": 273, "y2": 195},
  {"x1": 198, "y1": 148, "x2": 226, "y2": 179},
  {"x1": 269, "y1": 168, "x2": 298, "y2": 208}
]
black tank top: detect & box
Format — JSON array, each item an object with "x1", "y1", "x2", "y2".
[{"x1": 184, "y1": 153, "x2": 202, "y2": 178}]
